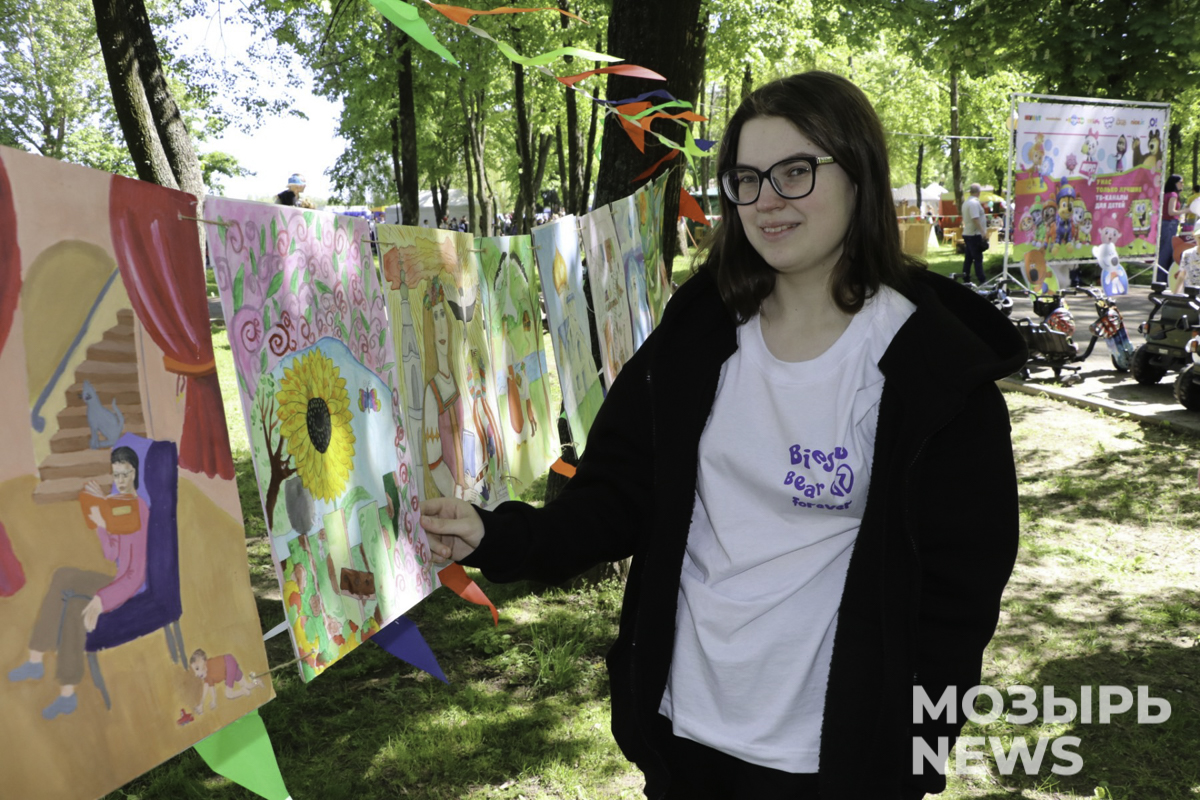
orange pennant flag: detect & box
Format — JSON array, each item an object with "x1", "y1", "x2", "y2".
[
  {"x1": 557, "y1": 64, "x2": 667, "y2": 87},
  {"x1": 550, "y1": 457, "x2": 577, "y2": 478},
  {"x1": 430, "y1": 2, "x2": 584, "y2": 26},
  {"x1": 437, "y1": 563, "x2": 499, "y2": 626},
  {"x1": 615, "y1": 101, "x2": 652, "y2": 153},
  {"x1": 679, "y1": 188, "x2": 709, "y2": 226},
  {"x1": 633, "y1": 149, "x2": 679, "y2": 182}
]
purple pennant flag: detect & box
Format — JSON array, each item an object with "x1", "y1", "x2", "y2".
[
  {"x1": 371, "y1": 615, "x2": 448, "y2": 683},
  {"x1": 695, "y1": 138, "x2": 717, "y2": 152},
  {"x1": 602, "y1": 89, "x2": 679, "y2": 107}
]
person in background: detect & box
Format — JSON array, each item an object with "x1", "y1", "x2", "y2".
[
  {"x1": 1157, "y1": 174, "x2": 1185, "y2": 283},
  {"x1": 421, "y1": 70, "x2": 1023, "y2": 800},
  {"x1": 275, "y1": 173, "x2": 306, "y2": 206},
  {"x1": 960, "y1": 183, "x2": 987, "y2": 284}
]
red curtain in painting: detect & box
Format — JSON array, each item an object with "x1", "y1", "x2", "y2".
[
  {"x1": 0, "y1": 153, "x2": 20, "y2": 354},
  {"x1": 0, "y1": 153, "x2": 26, "y2": 596},
  {"x1": 109, "y1": 174, "x2": 234, "y2": 480}
]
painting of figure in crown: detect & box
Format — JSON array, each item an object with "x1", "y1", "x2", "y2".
[{"x1": 378, "y1": 225, "x2": 509, "y2": 508}]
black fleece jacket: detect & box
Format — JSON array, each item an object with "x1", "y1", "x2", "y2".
[{"x1": 462, "y1": 267, "x2": 1028, "y2": 799}]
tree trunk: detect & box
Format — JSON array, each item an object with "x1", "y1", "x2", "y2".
[
  {"x1": 555, "y1": 123, "x2": 567, "y2": 213},
  {"x1": 1192, "y1": 134, "x2": 1198, "y2": 192},
  {"x1": 915, "y1": 142, "x2": 924, "y2": 222},
  {"x1": 593, "y1": 0, "x2": 708, "y2": 270},
  {"x1": 576, "y1": 0, "x2": 708, "y2": 584},
  {"x1": 395, "y1": 28, "x2": 420, "y2": 226},
  {"x1": 463, "y1": 133, "x2": 475, "y2": 233},
  {"x1": 581, "y1": 85, "x2": 599, "y2": 215},
  {"x1": 699, "y1": 80, "x2": 715, "y2": 216},
  {"x1": 740, "y1": 62, "x2": 753, "y2": 104},
  {"x1": 558, "y1": 0, "x2": 583, "y2": 215},
  {"x1": 92, "y1": 0, "x2": 176, "y2": 187},
  {"x1": 431, "y1": 178, "x2": 445, "y2": 224},
  {"x1": 949, "y1": 66, "x2": 963, "y2": 228},
  {"x1": 459, "y1": 82, "x2": 493, "y2": 236},
  {"x1": 1169, "y1": 123, "x2": 1180, "y2": 176},
  {"x1": 390, "y1": 117, "x2": 404, "y2": 213},
  {"x1": 531, "y1": 132, "x2": 552, "y2": 224},
  {"x1": 512, "y1": 61, "x2": 537, "y2": 234},
  {"x1": 122, "y1": 0, "x2": 203, "y2": 198}
]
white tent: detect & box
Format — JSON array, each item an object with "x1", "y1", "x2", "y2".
[
  {"x1": 923, "y1": 181, "x2": 947, "y2": 198},
  {"x1": 380, "y1": 189, "x2": 471, "y2": 226},
  {"x1": 892, "y1": 183, "x2": 919, "y2": 204},
  {"x1": 893, "y1": 183, "x2": 943, "y2": 216}
]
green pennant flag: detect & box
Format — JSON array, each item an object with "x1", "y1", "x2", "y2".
[
  {"x1": 369, "y1": 0, "x2": 459, "y2": 65},
  {"x1": 194, "y1": 710, "x2": 291, "y2": 800}
]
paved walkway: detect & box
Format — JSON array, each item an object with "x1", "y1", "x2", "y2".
[{"x1": 998, "y1": 282, "x2": 1200, "y2": 436}]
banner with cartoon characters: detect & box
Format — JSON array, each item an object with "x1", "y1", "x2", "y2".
[{"x1": 1011, "y1": 100, "x2": 1169, "y2": 267}]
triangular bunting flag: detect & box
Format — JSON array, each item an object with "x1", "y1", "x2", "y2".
[
  {"x1": 193, "y1": 710, "x2": 291, "y2": 800},
  {"x1": 679, "y1": 188, "x2": 709, "y2": 226},
  {"x1": 438, "y1": 563, "x2": 499, "y2": 626},
  {"x1": 558, "y1": 65, "x2": 667, "y2": 88},
  {"x1": 369, "y1": 0, "x2": 459, "y2": 64},
  {"x1": 372, "y1": 615, "x2": 449, "y2": 683},
  {"x1": 429, "y1": 2, "x2": 585, "y2": 26}
]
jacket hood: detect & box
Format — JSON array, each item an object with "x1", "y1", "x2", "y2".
[{"x1": 883, "y1": 270, "x2": 1028, "y2": 392}]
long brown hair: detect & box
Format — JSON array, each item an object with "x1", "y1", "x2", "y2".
[{"x1": 696, "y1": 71, "x2": 922, "y2": 323}]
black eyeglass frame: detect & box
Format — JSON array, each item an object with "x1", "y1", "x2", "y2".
[{"x1": 719, "y1": 156, "x2": 837, "y2": 206}]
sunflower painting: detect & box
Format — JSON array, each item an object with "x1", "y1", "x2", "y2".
[
  {"x1": 207, "y1": 199, "x2": 436, "y2": 682},
  {"x1": 276, "y1": 349, "x2": 356, "y2": 503}
]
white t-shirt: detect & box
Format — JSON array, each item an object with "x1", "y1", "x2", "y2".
[
  {"x1": 659, "y1": 286, "x2": 916, "y2": 773},
  {"x1": 962, "y1": 196, "x2": 986, "y2": 236}
]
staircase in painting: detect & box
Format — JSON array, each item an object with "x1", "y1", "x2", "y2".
[{"x1": 33, "y1": 308, "x2": 147, "y2": 504}]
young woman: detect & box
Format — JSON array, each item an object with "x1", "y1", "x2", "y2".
[
  {"x1": 1158, "y1": 174, "x2": 1185, "y2": 282},
  {"x1": 422, "y1": 71, "x2": 1026, "y2": 800}
]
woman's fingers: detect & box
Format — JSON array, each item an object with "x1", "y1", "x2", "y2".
[{"x1": 420, "y1": 497, "x2": 485, "y2": 560}]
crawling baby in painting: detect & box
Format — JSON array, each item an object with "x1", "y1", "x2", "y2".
[{"x1": 189, "y1": 649, "x2": 263, "y2": 715}]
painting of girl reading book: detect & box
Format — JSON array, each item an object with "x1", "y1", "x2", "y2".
[{"x1": 7, "y1": 447, "x2": 149, "y2": 720}]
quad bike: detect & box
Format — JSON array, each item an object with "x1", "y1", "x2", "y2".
[
  {"x1": 1010, "y1": 288, "x2": 1133, "y2": 384},
  {"x1": 1132, "y1": 282, "x2": 1200, "y2": 398}
]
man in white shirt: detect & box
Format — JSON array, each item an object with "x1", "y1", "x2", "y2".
[{"x1": 962, "y1": 183, "x2": 987, "y2": 284}]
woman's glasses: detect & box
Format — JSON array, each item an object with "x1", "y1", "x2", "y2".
[{"x1": 719, "y1": 156, "x2": 836, "y2": 205}]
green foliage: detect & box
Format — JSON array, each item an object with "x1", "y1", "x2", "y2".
[{"x1": 0, "y1": 0, "x2": 109, "y2": 160}]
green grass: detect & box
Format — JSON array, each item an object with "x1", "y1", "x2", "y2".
[{"x1": 107, "y1": 309, "x2": 1200, "y2": 800}]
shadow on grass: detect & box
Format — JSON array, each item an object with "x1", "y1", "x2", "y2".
[{"x1": 971, "y1": 577, "x2": 1200, "y2": 799}]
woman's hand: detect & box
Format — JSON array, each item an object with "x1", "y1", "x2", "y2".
[{"x1": 421, "y1": 497, "x2": 485, "y2": 562}]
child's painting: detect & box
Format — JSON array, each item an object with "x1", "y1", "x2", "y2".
[
  {"x1": 581, "y1": 206, "x2": 635, "y2": 388},
  {"x1": 476, "y1": 235, "x2": 560, "y2": 494},
  {"x1": 206, "y1": 199, "x2": 436, "y2": 683},
  {"x1": 0, "y1": 145, "x2": 272, "y2": 799},
  {"x1": 378, "y1": 225, "x2": 510, "y2": 509},
  {"x1": 639, "y1": 175, "x2": 673, "y2": 325},
  {"x1": 609, "y1": 195, "x2": 655, "y2": 349},
  {"x1": 531, "y1": 217, "x2": 604, "y2": 454}
]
